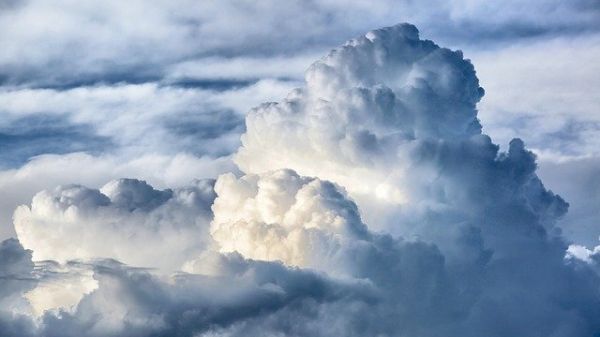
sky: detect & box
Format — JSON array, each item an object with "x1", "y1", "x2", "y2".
[{"x1": 0, "y1": 1, "x2": 599, "y2": 336}]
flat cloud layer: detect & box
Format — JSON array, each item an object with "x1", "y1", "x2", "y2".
[
  {"x1": 1, "y1": 0, "x2": 597, "y2": 87},
  {"x1": 1, "y1": 23, "x2": 600, "y2": 337}
]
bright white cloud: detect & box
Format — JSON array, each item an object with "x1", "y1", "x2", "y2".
[
  {"x1": 211, "y1": 169, "x2": 369, "y2": 271},
  {"x1": 0, "y1": 152, "x2": 233, "y2": 240},
  {"x1": 14, "y1": 178, "x2": 215, "y2": 271},
  {"x1": 235, "y1": 23, "x2": 485, "y2": 234}
]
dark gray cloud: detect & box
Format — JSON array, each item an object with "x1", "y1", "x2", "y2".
[
  {"x1": 0, "y1": 238, "x2": 35, "y2": 300},
  {"x1": 539, "y1": 156, "x2": 600, "y2": 247},
  {"x1": 0, "y1": 238, "x2": 37, "y2": 337},
  {"x1": 0, "y1": 114, "x2": 112, "y2": 168},
  {"x1": 0, "y1": 83, "x2": 252, "y2": 168},
  {"x1": 37, "y1": 256, "x2": 371, "y2": 337}
]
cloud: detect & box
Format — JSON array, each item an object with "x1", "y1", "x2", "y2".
[
  {"x1": 13, "y1": 178, "x2": 215, "y2": 272},
  {"x1": 206, "y1": 165, "x2": 600, "y2": 336},
  {"x1": 1, "y1": 1, "x2": 598, "y2": 248},
  {"x1": 235, "y1": 23, "x2": 485, "y2": 234},
  {"x1": 0, "y1": 152, "x2": 234, "y2": 241},
  {"x1": 466, "y1": 36, "x2": 600, "y2": 245},
  {"x1": 0, "y1": 1, "x2": 597, "y2": 87},
  {"x1": 211, "y1": 169, "x2": 368, "y2": 270},
  {"x1": 0, "y1": 239, "x2": 36, "y2": 312},
  {"x1": 0, "y1": 114, "x2": 112, "y2": 168},
  {"x1": 16, "y1": 164, "x2": 597, "y2": 336},
  {"x1": 234, "y1": 26, "x2": 574, "y2": 260},
  {"x1": 37, "y1": 255, "x2": 375, "y2": 337},
  {"x1": 23, "y1": 260, "x2": 97, "y2": 317},
  {"x1": 0, "y1": 81, "x2": 293, "y2": 161},
  {"x1": 538, "y1": 156, "x2": 600, "y2": 246},
  {"x1": 7, "y1": 171, "x2": 460, "y2": 336},
  {"x1": 0, "y1": 79, "x2": 296, "y2": 241},
  {"x1": 3, "y1": 22, "x2": 600, "y2": 337},
  {"x1": 0, "y1": 239, "x2": 38, "y2": 337},
  {"x1": 228, "y1": 23, "x2": 600, "y2": 335},
  {"x1": 470, "y1": 34, "x2": 600, "y2": 158}
]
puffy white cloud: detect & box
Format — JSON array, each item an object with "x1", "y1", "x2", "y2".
[
  {"x1": 233, "y1": 26, "x2": 575, "y2": 271},
  {"x1": 210, "y1": 169, "x2": 368, "y2": 270},
  {"x1": 0, "y1": 151, "x2": 233, "y2": 240},
  {"x1": 224, "y1": 24, "x2": 600, "y2": 335},
  {"x1": 567, "y1": 244, "x2": 600, "y2": 263},
  {"x1": 14, "y1": 178, "x2": 215, "y2": 271},
  {"x1": 2, "y1": 1, "x2": 598, "y2": 249},
  {"x1": 237, "y1": 24, "x2": 562, "y2": 247},
  {"x1": 237, "y1": 26, "x2": 467, "y2": 221}
]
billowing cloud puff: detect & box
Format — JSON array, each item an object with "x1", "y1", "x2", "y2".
[
  {"x1": 13, "y1": 178, "x2": 215, "y2": 271},
  {"x1": 210, "y1": 169, "x2": 368, "y2": 270}
]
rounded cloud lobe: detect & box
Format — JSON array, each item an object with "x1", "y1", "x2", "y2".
[
  {"x1": 2, "y1": 23, "x2": 600, "y2": 337},
  {"x1": 14, "y1": 178, "x2": 215, "y2": 271},
  {"x1": 211, "y1": 169, "x2": 369, "y2": 270}
]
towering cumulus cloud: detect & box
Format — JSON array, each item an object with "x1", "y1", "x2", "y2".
[
  {"x1": 237, "y1": 24, "x2": 483, "y2": 208},
  {"x1": 3, "y1": 23, "x2": 600, "y2": 337},
  {"x1": 235, "y1": 24, "x2": 569, "y2": 261}
]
